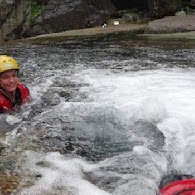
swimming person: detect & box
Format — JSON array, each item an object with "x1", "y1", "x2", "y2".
[{"x1": 0, "y1": 55, "x2": 30, "y2": 113}]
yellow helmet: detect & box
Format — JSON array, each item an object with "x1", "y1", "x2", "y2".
[{"x1": 0, "y1": 55, "x2": 19, "y2": 73}]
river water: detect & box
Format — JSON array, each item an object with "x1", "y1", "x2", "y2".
[{"x1": 0, "y1": 38, "x2": 195, "y2": 195}]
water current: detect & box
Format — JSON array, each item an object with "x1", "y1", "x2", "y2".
[{"x1": 0, "y1": 38, "x2": 195, "y2": 195}]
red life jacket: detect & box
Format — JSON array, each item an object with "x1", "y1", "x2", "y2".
[
  {"x1": 0, "y1": 83, "x2": 30, "y2": 113},
  {"x1": 160, "y1": 179, "x2": 195, "y2": 195}
]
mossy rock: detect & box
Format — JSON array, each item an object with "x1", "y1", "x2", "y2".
[{"x1": 31, "y1": 1, "x2": 43, "y2": 20}]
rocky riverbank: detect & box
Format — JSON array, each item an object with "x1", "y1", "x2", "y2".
[
  {"x1": 16, "y1": 22, "x2": 195, "y2": 45},
  {"x1": 1, "y1": 0, "x2": 195, "y2": 42},
  {"x1": 23, "y1": 24, "x2": 147, "y2": 43}
]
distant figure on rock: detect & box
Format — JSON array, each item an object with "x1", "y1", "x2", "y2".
[
  {"x1": 0, "y1": 55, "x2": 30, "y2": 113},
  {"x1": 102, "y1": 23, "x2": 107, "y2": 28}
]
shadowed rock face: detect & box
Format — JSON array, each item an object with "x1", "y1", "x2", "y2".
[
  {"x1": 147, "y1": 0, "x2": 182, "y2": 18},
  {"x1": 183, "y1": 0, "x2": 195, "y2": 7},
  {"x1": 192, "y1": 0, "x2": 195, "y2": 6},
  {"x1": 0, "y1": 0, "x2": 187, "y2": 41},
  {"x1": 24, "y1": 0, "x2": 115, "y2": 37},
  {"x1": 111, "y1": 0, "x2": 148, "y2": 10},
  {"x1": 33, "y1": 0, "x2": 49, "y2": 5},
  {"x1": 111, "y1": 0, "x2": 182, "y2": 18},
  {"x1": 24, "y1": 0, "x2": 183, "y2": 37},
  {"x1": 0, "y1": 0, "x2": 31, "y2": 41}
]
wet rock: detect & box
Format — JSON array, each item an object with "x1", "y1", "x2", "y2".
[
  {"x1": 6, "y1": 117, "x2": 165, "y2": 163},
  {"x1": 0, "y1": 174, "x2": 20, "y2": 195},
  {"x1": 84, "y1": 151, "x2": 162, "y2": 194},
  {"x1": 0, "y1": 173, "x2": 34, "y2": 195},
  {"x1": 8, "y1": 120, "x2": 132, "y2": 161},
  {"x1": 24, "y1": 0, "x2": 115, "y2": 37},
  {"x1": 146, "y1": 15, "x2": 195, "y2": 33},
  {"x1": 129, "y1": 120, "x2": 165, "y2": 152},
  {"x1": 0, "y1": 142, "x2": 6, "y2": 154},
  {"x1": 159, "y1": 172, "x2": 194, "y2": 189}
]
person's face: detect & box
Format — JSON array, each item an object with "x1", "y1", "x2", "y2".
[{"x1": 0, "y1": 70, "x2": 18, "y2": 93}]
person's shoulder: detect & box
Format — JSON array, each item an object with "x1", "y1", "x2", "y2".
[
  {"x1": 17, "y1": 82, "x2": 30, "y2": 98},
  {"x1": 17, "y1": 82, "x2": 29, "y2": 90}
]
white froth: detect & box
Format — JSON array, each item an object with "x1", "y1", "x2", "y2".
[
  {"x1": 21, "y1": 152, "x2": 109, "y2": 195},
  {"x1": 72, "y1": 69, "x2": 195, "y2": 172},
  {"x1": 6, "y1": 115, "x2": 23, "y2": 125},
  {"x1": 17, "y1": 68, "x2": 195, "y2": 194},
  {"x1": 30, "y1": 78, "x2": 54, "y2": 102}
]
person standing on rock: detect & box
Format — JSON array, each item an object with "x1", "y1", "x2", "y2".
[{"x1": 0, "y1": 55, "x2": 30, "y2": 113}]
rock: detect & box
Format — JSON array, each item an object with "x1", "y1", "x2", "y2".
[
  {"x1": 123, "y1": 12, "x2": 141, "y2": 23},
  {"x1": 145, "y1": 15, "x2": 195, "y2": 33},
  {"x1": 130, "y1": 120, "x2": 165, "y2": 152},
  {"x1": 147, "y1": 0, "x2": 182, "y2": 18},
  {"x1": 0, "y1": 0, "x2": 31, "y2": 41},
  {"x1": 0, "y1": 174, "x2": 21, "y2": 194},
  {"x1": 111, "y1": 0, "x2": 182, "y2": 19},
  {"x1": 111, "y1": 0, "x2": 148, "y2": 10},
  {"x1": 0, "y1": 173, "x2": 34, "y2": 195},
  {"x1": 0, "y1": 142, "x2": 5, "y2": 154},
  {"x1": 121, "y1": 10, "x2": 150, "y2": 24},
  {"x1": 183, "y1": 0, "x2": 195, "y2": 7},
  {"x1": 24, "y1": 0, "x2": 115, "y2": 37},
  {"x1": 33, "y1": 0, "x2": 49, "y2": 5},
  {"x1": 0, "y1": 0, "x2": 13, "y2": 22},
  {"x1": 175, "y1": 10, "x2": 186, "y2": 16},
  {"x1": 159, "y1": 172, "x2": 193, "y2": 189}
]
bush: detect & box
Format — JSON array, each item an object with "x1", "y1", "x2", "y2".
[{"x1": 31, "y1": 2, "x2": 43, "y2": 20}]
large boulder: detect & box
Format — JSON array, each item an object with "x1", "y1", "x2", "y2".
[
  {"x1": 0, "y1": 0, "x2": 31, "y2": 41},
  {"x1": 111, "y1": 0, "x2": 182, "y2": 18},
  {"x1": 24, "y1": 0, "x2": 115, "y2": 37},
  {"x1": 145, "y1": 15, "x2": 195, "y2": 33},
  {"x1": 147, "y1": 0, "x2": 182, "y2": 18}
]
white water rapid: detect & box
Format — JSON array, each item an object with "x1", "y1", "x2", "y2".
[
  {"x1": 16, "y1": 68, "x2": 195, "y2": 195},
  {"x1": 0, "y1": 41, "x2": 195, "y2": 195}
]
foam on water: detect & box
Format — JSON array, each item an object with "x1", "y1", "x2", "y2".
[
  {"x1": 7, "y1": 68, "x2": 195, "y2": 194},
  {"x1": 30, "y1": 77, "x2": 54, "y2": 103},
  {"x1": 20, "y1": 152, "x2": 109, "y2": 195},
  {"x1": 1, "y1": 39, "x2": 195, "y2": 195},
  {"x1": 71, "y1": 68, "x2": 195, "y2": 173}
]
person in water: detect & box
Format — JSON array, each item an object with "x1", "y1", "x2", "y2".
[{"x1": 0, "y1": 55, "x2": 30, "y2": 113}]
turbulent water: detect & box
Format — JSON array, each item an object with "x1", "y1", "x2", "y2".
[{"x1": 0, "y1": 38, "x2": 195, "y2": 195}]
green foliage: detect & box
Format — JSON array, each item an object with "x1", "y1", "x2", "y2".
[
  {"x1": 183, "y1": 6, "x2": 195, "y2": 15},
  {"x1": 31, "y1": 2, "x2": 43, "y2": 20}
]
